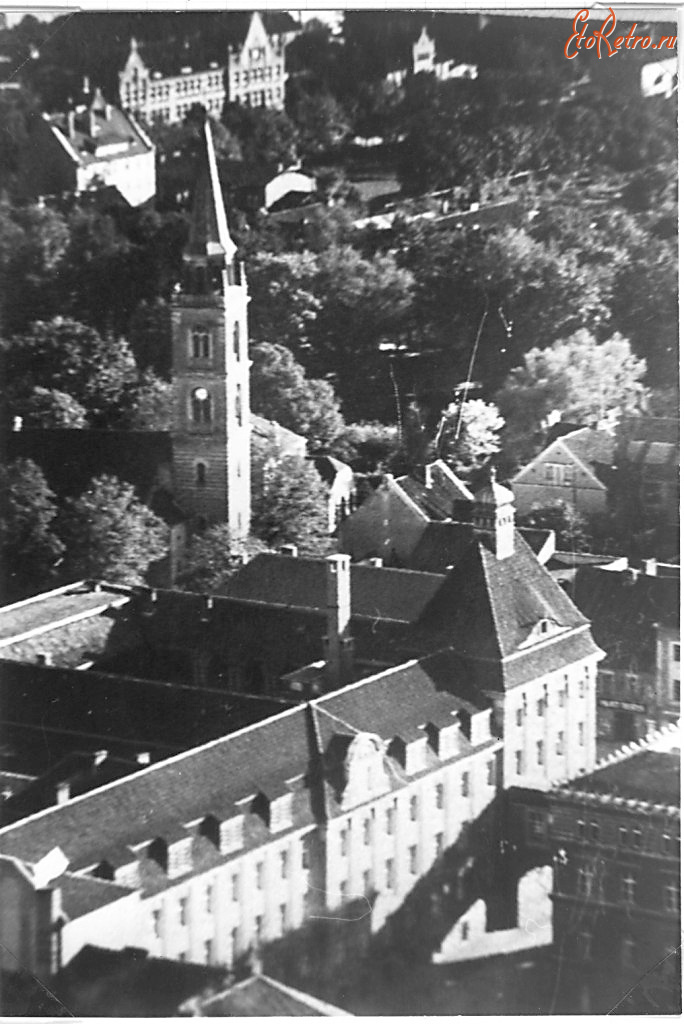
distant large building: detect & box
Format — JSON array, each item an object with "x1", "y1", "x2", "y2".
[
  {"x1": 21, "y1": 85, "x2": 155, "y2": 207},
  {"x1": 118, "y1": 12, "x2": 298, "y2": 124}
]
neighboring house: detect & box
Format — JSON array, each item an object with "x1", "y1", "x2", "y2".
[
  {"x1": 338, "y1": 460, "x2": 474, "y2": 566},
  {"x1": 513, "y1": 728, "x2": 680, "y2": 1013},
  {"x1": 615, "y1": 417, "x2": 679, "y2": 529},
  {"x1": 309, "y1": 455, "x2": 356, "y2": 534},
  {"x1": 21, "y1": 87, "x2": 156, "y2": 207},
  {"x1": 218, "y1": 160, "x2": 317, "y2": 215},
  {"x1": 118, "y1": 12, "x2": 298, "y2": 124},
  {"x1": 339, "y1": 460, "x2": 554, "y2": 571},
  {"x1": 511, "y1": 426, "x2": 615, "y2": 517},
  {"x1": 570, "y1": 560, "x2": 680, "y2": 744},
  {"x1": 641, "y1": 56, "x2": 677, "y2": 98},
  {"x1": 385, "y1": 25, "x2": 477, "y2": 87},
  {"x1": 181, "y1": 971, "x2": 352, "y2": 1015}
]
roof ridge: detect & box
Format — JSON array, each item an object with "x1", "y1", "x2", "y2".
[
  {"x1": 0, "y1": 702, "x2": 306, "y2": 844},
  {"x1": 474, "y1": 542, "x2": 506, "y2": 661}
]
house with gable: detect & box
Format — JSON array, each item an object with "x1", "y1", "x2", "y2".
[{"x1": 511, "y1": 425, "x2": 615, "y2": 517}]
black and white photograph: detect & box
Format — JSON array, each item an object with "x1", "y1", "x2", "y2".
[{"x1": 0, "y1": 2, "x2": 679, "y2": 1016}]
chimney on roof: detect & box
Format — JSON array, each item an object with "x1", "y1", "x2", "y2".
[
  {"x1": 642, "y1": 558, "x2": 657, "y2": 576},
  {"x1": 368, "y1": 557, "x2": 383, "y2": 567},
  {"x1": 55, "y1": 781, "x2": 70, "y2": 805},
  {"x1": 136, "y1": 751, "x2": 151, "y2": 766},
  {"x1": 324, "y1": 554, "x2": 354, "y2": 689},
  {"x1": 12, "y1": 415, "x2": 22, "y2": 431},
  {"x1": 36, "y1": 652, "x2": 53, "y2": 667},
  {"x1": 281, "y1": 544, "x2": 298, "y2": 557},
  {"x1": 83, "y1": 75, "x2": 90, "y2": 96}
]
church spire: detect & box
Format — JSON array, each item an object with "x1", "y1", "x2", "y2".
[{"x1": 185, "y1": 118, "x2": 237, "y2": 264}]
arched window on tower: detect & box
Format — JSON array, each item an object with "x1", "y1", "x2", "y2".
[
  {"x1": 191, "y1": 326, "x2": 211, "y2": 360},
  {"x1": 191, "y1": 387, "x2": 212, "y2": 424},
  {"x1": 235, "y1": 383, "x2": 243, "y2": 426},
  {"x1": 196, "y1": 462, "x2": 207, "y2": 487},
  {"x1": 233, "y1": 321, "x2": 240, "y2": 359}
]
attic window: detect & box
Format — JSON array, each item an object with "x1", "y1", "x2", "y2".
[
  {"x1": 148, "y1": 837, "x2": 168, "y2": 873},
  {"x1": 168, "y1": 837, "x2": 193, "y2": 878},
  {"x1": 270, "y1": 793, "x2": 294, "y2": 833},
  {"x1": 219, "y1": 815, "x2": 244, "y2": 854}
]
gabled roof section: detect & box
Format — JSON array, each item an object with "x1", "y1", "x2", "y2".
[
  {"x1": 220, "y1": 554, "x2": 445, "y2": 623},
  {"x1": 185, "y1": 119, "x2": 236, "y2": 262},
  {"x1": 396, "y1": 460, "x2": 473, "y2": 521},
  {"x1": 561, "y1": 426, "x2": 615, "y2": 467}
]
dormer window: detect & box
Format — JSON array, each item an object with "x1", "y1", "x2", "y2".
[
  {"x1": 191, "y1": 387, "x2": 212, "y2": 424},
  {"x1": 190, "y1": 326, "x2": 211, "y2": 360},
  {"x1": 148, "y1": 837, "x2": 168, "y2": 873},
  {"x1": 168, "y1": 837, "x2": 193, "y2": 878},
  {"x1": 200, "y1": 813, "x2": 244, "y2": 854},
  {"x1": 270, "y1": 793, "x2": 294, "y2": 833}
]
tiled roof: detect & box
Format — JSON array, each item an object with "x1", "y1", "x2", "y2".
[
  {"x1": 220, "y1": 554, "x2": 445, "y2": 623},
  {"x1": 50, "y1": 101, "x2": 151, "y2": 166},
  {"x1": 0, "y1": 704, "x2": 312, "y2": 870},
  {"x1": 396, "y1": 461, "x2": 473, "y2": 521},
  {"x1": 561, "y1": 427, "x2": 615, "y2": 467},
  {"x1": 200, "y1": 974, "x2": 351, "y2": 1016},
  {"x1": 406, "y1": 523, "x2": 553, "y2": 574},
  {"x1": 0, "y1": 584, "x2": 128, "y2": 645},
  {"x1": 55, "y1": 873, "x2": 135, "y2": 919},
  {"x1": 569, "y1": 565, "x2": 679, "y2": 670},
  {"x1": 418, "y1": 533, "x2": 589, "y2": 661},
  {"x1": 315, "y1": 650, "x2": 491, "y2": 747},
  {"x1": 566, "y1": 749, "x2": 680, "y2": 805}
]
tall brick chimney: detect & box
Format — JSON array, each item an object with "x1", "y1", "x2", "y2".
[{"x1": 324, "y1": 554, "x2": 354, "y2": 688}]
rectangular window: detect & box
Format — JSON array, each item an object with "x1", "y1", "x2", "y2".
[
  {"x1": 204, "y1": 939, "x2": 213, "y2": 964},
  {"x1": 191, "y1": 327, "x2": 211, "y2": 360},
  {"x1": 515, "y1": 750, "x2": 523, "y2": 775},
  {"x1": 435, "y1": 832, "x2": 444, "y2": 857},
  {"x1": 619, "y1": 827, "x2": 628, "y2": 847},
  {"x1": 461, "y1": 772, "x2": 470, "y2": 797},
  {"x1": 461, "y1": 921, "x2": 470, "y2": 941},
  {"x1": 409, "y1": 845, "x2": 418, "y2": 874},
  {"x1": 363, "y1": 869, "x2": 372, "y2": 893},
  {"x1": 578, "y1": 722, "x2": 585, "y2": 746},
  {"x1": 152, "y1": 909, "x2": 161, "y2": 938},
  {"x1": 179, "y1": 897, "x2": 188, "y2": 926},
  {"x1": 621, "y1": 875, "x2": 636, "y2": 904},
  {"x1": 516, "y1": 706, "x2": 524, "y2": 727},
  {"x1": 536, "y1": 740, "x2": 544, "y2": 766},
  {"x1": 205, "y1": 885, "x2": 213, "y2": 913},
  {"x1": 409, "y1": 795, "x2": 418, "y2": 821},
  {"x1": 544, "y1": 463, "x2": 564, "y2": 484},
  {"x1": 589, "y1": 821, "x2": 600, "y2": 842},
  {"x1": 231, "y1": 874, "x2": 239, "y2": 901},
  {"x1": 255, "y1": 862, "x2": 263, "y2": 890},
  {"x1": 537, "y1": 699, "x2": 545, "y2": 717},
  {"x1": 255, "y1": 914, "x2": 263, "y2": 940},
  {"x1": 302, "y1": 846, "x2": 310, "y2": 870},
  {"x1": 674, "y1": 679, "x2": 680, "y2": 703},
  {"x1": 563, "y1": 465, "x2": 574, "y2": 485},
  {"x1": 673, "y1": 643, "x2": 680, "y2": 662},
  {"x1": 662, "y1": 834, "x2": 673, "y2": 855},
  {"x1": 577, "y1": 867, "x2": 592, "y2": 897},
  {"x1": 435, "y1": 783, "x2": 444, "y2": 810},
  {"x1": 385, "y1": 858, "x2": 395, "y2": 890},
  {"x1": 280, "y1": 850, "x2": 288, "y2": 879},
  {"x1": 664, "y1": 884, "x2": 679, "y2": 912},
  {"x1": 363, "y1": 818, "x2": 372, "y2": 845},
  {"x1": 229, "y1": 927, "x2": 238, "y2": 961},
  {"x1": 279, "y1": 903, "x2": 287, "y2": 932},
  {"x1": 556, "y1": 732, "x2": 564, "y2": 756},
  {"x1": 487, "y1": 759, "x2": 496, "y2": 785},
  {"x1": 340, "y1": 880, "x2": 348, "y2": 901},
  {"x1": 577, "y1": 819, "x2": 586, "y2": 840},
  {"x1": 528, "y1": 810, "x2": 546, "y2": 839},
  {"x1": 386, "y1": 806, "x2": 395, "y2": 835},
  {"x1": 632, "y1": 829, "x2": 642, "y2": 849}
]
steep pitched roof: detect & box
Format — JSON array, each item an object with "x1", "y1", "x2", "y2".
[
  {"x1": 566, "y1": 748, "x2": 680, "y2": 805},
  {"x1": 220, "y1": 554, "x2": 445, "y2": 623},
  {"x1": 561, "y1": 426, "x2": 615, "y2": 467},
  {"x1": 419, "y1": 532, "x2": 589, "y2": 662},
  {"x1": 396, "y1": 461, "x2": 473, "y2": 521},
  {"x1": 185, "y1": 118, "x2": 236, "y2": 262},
  {"x1": 199, "y1": 974, "x2": 351, "y2": 1016}
]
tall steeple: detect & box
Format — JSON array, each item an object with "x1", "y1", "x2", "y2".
[{"x1": 170, "y1": 119, "x2": 251, "y2": 538}]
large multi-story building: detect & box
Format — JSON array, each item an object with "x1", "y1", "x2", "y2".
[
  {"x1": 20, "y1": 85, "x2": 155, "y2": 207},
  {"x1": 571, "y1": 559, "x2": 680, "y2": 744},
  {"x1": 513, "y1": 727, "x2": 680, "y2": 1013},
  {"x1": 118, "y1": 12, "x2": 298, "y2": 124}
]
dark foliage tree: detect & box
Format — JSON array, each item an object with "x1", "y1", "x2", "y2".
[
  {"x1": 9, "y1": 386, "x2": 88, "y2": 428},
  {"x1": 328, "y1": 421, "x2": 400, "y2": 474},
  {"x1": 222, "y1": 103, "x2": 298, "y2": 167},
  {"x1": 250, "y1": 342, "x2": 345, "y2": 451},
  {"x1": 251, "y1": 456, "x2": 332, "y2": 557},
  {"x1": 57, "y1": 475, "x2": 168, "y2": 585},
  {"x1": 176, "y1": 527, "x2": 267, "y2": 593},
  {"x1": 517, "y1": 502, "x2": 591, "y2": 553},
  {"x1": 0, "y1": 458, "x2": 64, "y2": 599},
  {"x1": 127, "y1": 298, "x2": 173, "y2": 379},
  {"x1": 291, "y1": 92, "x2": 350, "y2": 159},
  {"x1": 436, "y1": 398, "x2": 504, "y2": 477}
]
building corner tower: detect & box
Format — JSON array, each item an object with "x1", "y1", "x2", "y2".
[{"x1": 170, "y1": 119, "x2": 250, "y2": 538}]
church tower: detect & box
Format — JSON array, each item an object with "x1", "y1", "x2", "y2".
[
  {"x1": 472, "y1": 468, "x2": 516, "y2": 559},
  {"x1": 170, "y1": 119, "x2": 250, "y2": 537}
]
